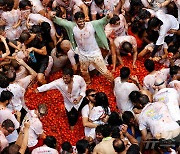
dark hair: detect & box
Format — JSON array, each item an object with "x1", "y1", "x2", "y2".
[
  {"x1": 76, "y1": 139, "x2": 89, "y2": 154},
  {"x1": 95, "y1": 92, "x2": 109, "y2": 115},
  {"x1": 4, "y1": 0, "x2": 14, "y2": 11},
  {"x1": 170, "y1": 65, "x2": 179, "y2": 77},
  {"x1": 108, "y1": 112, "x2": 122, "y2": 127},
  {"x1": 31, "y1": 25, "x2": 41, "y2": 33},
  {"x1": 0, "y1": 72, "x2": 10, "y2": 88},
  {"x1": 122, "y1": 42, "x2": 133, "y2": 53},
  {"x1": 127, "y1": 144, "x2": 140, "y2": 154},
  {"x1": 122, "y1": 111, "x2": 134, "y2": 125},
  {"x1": 74, "y1": 11, "x2": 85, "y2": 20},
  {"x1": 109, "y1": 15, "x2": 120, "y2": 25},
  {"x1": 2, "y1": 119, "x2": 15, "y2": 130},
  {"x1": 41, "y1": 22, "x2": 51, "y2": 32},
  {"x1": 129, "y1": 91, "x2": 141, "y2": 104},
  {"x1": 111, "y1": 126, "x2": 120, "y2": 138},
  {"x1": 101, "y1": 124, "x2": 111, "y2": 137},
  {"x1": 20, "y1": 31, "x2": 31, "y2": 43},
  {"x1": 1, "y1": 144, "x2": 20, "y2": 154},
  {"x1": 137, "y1": 9, "x2": 151, "y2": 20},
  {"x1": 19, "y1": 0, "x2": 31, "y2": 9},
  {"x1": 148, "y1": 17, "x2": 163, "y2": 29},
  {"x1": 95, "y1": 124, "x2": 104, "y2": 133},
  {"x1": 38, "y1": 104, "x2": 48, "y2": 116},
  {"x1": 139, "y1": 94, "x2": 149, "y2": 107},
  {"x1": 113, "y1": 138, "x2": 125, "y2": 153},
  {"x1": 6, "y1": 70, "x2": 16, "y2": 82},
  {"x1": 0, "y1": 90, "x2": 13, "y2": 102},
  {"x1": 0, "y1": 0, "x2": 4, "y2": 7},
  {"x1": 168, "y1": 45, "x2": 178, "y2": 54},
  {"x1": 94, "y1": 0, "x2": 104, "y2": 6},
  {"x1": 61, "y1": 141, "x2": 72, "y2": 152},
  {"x1": 120, "y1": 67, "x2": 130, "y2": 79},
  {"x1": 44, "y1": 136, "x2": 57, "y2": 148},
  {"x1": 144, "y1": 59, "x2": 155, "y2": 72},
  {"x1": 62, "y1": 67, "x2": 74, "y2": 77},
  {"x1": 86, "y1": 89, "x2": 96, "y2": 96}
]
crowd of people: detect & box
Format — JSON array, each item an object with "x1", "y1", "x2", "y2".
[{"x1": 0, "y1": 0, "x2": 179, "y2": 153}]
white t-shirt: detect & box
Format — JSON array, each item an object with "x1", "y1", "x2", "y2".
[
  {"x1": 22, "y1": 110, "x2": 43, "y2": 147},
  {"x1": 138, "y1": 102, "x2": 180, "y2": 139},
  {"x1": 155, "y1": 10, "x2": 179, "y2": 45},
  {"x1": 73, "y1": 22, "x2": 101, "y2": 57},
  {"x1": 143, "y1": 68, "x2": 170, "y2": 94},
  {"x1": 168, "y1": 80, "x2": 180, "y2": 99},
  {"x1": 105, "y1": 14, "x2": 127, "y2": 38},
  {"x1": 114, "y1": 77, "x2": 139, "y2": 112},
  {"x1": 37, "y1": 75, "x2": 86, "y2": 112},
  {"x1": 0, "y1": 131, "x2": 9, "y2": 152},
  {"x1": 29, "y1": 0, "x2": 44, "y2": 13},
  {"x1": 153, "y1": 88, "x2": 180, "y2": 121},
  {"x1": 32, "y1": 145, "x2": 59, "y2": 154}
]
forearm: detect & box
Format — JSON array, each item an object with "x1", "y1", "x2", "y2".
[
  {"x1": 13, "y1": 19, "x2": 21, "y2": 29},
  {"x1": 81, "y1": 4, "x2": 89, "y2": 19},
  {"x1": 132, "y1": 51, "x2": 137, "y2": 66},
  {"x1": 124, "y1": 132, "x2": 138, "y2": 144},
  {"x1": 31, "y1": 47, "x2": 47, "y2": 55},
  {"x1": 19, "y1": 127, "x2": 29, "y2": 154}
]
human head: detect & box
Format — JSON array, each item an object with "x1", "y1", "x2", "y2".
[
  {"x1": 122, "y1": 111, "x2": 135, "y2": 126},
  {"x1": 19, "y1": 0, "x2": 31, "y2": 9},
  {"x1": 60, "y1": 40, "x2": 71, "y2": 53},
  {"x1": 4, "y1": 0, "x2": 14, "y2": 11},
  {"x1": 108, "y1": 111, "x2": 122, "y2": 127},
  {"x1": 94, "y1": 0, "x2": 104, "y2": 7},
  {"x1": 44, "y1": 136, "x2": 57, "y2": 149},
  {"x1": 1, "y1": 144, "x2": 21, "y2": 154},
  {"x1": 41, "y1": 22, "x2": 51, "y2": 33},
  {"x1": 170, "y1": 65, "x2": 179, "y2": 78},
  {"x1": 19, "y1": 31, "x2": 31, "y2": 43},
  {"x1": 0, "y1": 72, "x2": 10, "y2": 88},
  {"x1": 168, "y1": 45, "x2": 178, "y2": 55},
  {"x1": 139, "y1": 94, "x2": 149, "y2": 108},
  {"x1": 0, "y1": 90, "x2": 13, "y2": 105},
  {"x1": 137, "y1": 9, "x2": 151, "y2": 22},
  {"x1": 76, "y1": 139, "x2": 89, "y2": 154},
  {"x1": 109, "y1": 15, "x2": 120, "y2": 26},
  {"x1": 86, "y1": 89, "x2": 96, "y2": 104},
  {"x1": 144, "y1": 59, "x2": 155, "y2": 72},
  {"x1": 61, "y1": 141, "x2": 73, "y2": 153},
  {"x1": 120, "y1": 67, "x2": 130, "y2": 80},
  {"x1": 1, "y1": 119, "x2": 15, "y2": 136},
  {"x1": 148, "y1": 17, "x2": 163, "y2": 31},
  {"x1": 111, "y1": 126, "x2": 120, "y2": 138},
  {"x1": 127, "y1": 144, "x2": 140, "y2": 154},
  {"x1": 100, "y1": 124, "x2": 111, "y2": 138},
  {"x1": 95, "y1": 125, "x2": 104, "y2": 142},
  {"x1": 0, "y1": 25, "x2": 5, "y2": 35},
  {"x1": 122, "y1": 42, "x2": 133, "y2": 53},
  {"x1": 113, "y1": 138, "x2": 126, "y2": 153},
  {"x1": 74, "y1": 12, "x2": 85, "y2": 29},
  {"x1": 62, "y1": 67, "x2": 74, "y2": 84},
  {"x1": 129, "y1": 91, "x2": 141, "y2": 105},
  {"x1": 37, "y1": 104, "x2": 48, "y2": 118}
]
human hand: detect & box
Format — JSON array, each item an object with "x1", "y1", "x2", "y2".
[
  {"x1": 73, "y1": 97, "x2": 81, "y2": 104},
  {"x1": 132, "y1": 64, "x2": 137, "y2": 69},
  {"x1": 130, "y1": 75, "x2": 139, "y2": 83},
  {"x1": 24, "y1": 119, "x2": 30, "y2": 128},
  {"x1": 14, "y1": 110, "x2": 21, "y2": 118},
  {"x1": 16, "y1": 58, "x2": 25, "y2": 66},
  {"x1": 0, "y1": 35, "x2": 6, "y2": 42},
  {"x1": 121, "y1": 124, "x2": 128, "y2": 135},
  {"x1": 85, "y1": 16, "x2": 90, "y2": 22},
  {"x1": 50, "y1": 11, "x2": 56, "y2": 18},
  {"x1": 106, "y1": 11, "x2": 113, "y2": 19}
]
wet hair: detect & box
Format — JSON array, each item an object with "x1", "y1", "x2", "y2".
[
  {"x1": 95, "y1": 124, "x2": 104, "y2": 133},
  {"x1": 2, "y1": 119, "x2": 15, "y2": 130},
  {"x1": 122, "y1": 111, "x2": 134, "y2": 125},
  {"x1": 62, "y1": 67, "x2": 74, "y2": 77},
  {"x1": 74, "y1": 11, "x2": 85, "y2": 20},
  {"x1": 31, "y1": 25, "x2": 41, "y2": 34},
  {"x1": 120, "y1": 67, "x2": 130, "y2": 79},
  {"x1": 0, "y1": 0, "x2": 4, "y2": 7},
  {"x1": 19, "y1": 0, "x2": 31, "y2": 9},
  {"x1": 0, "y1": 25, "x2": 5, "y2": 32},
  {"x1": 52, "y1": 6, "x2": 61, "y2": 17},
  {"x1": 44, "y1": 136, "x2": 57, "y2": 149},
  {"x1": 108, "y1": 111, "x2": 122, "y2": 127},
  {"x1": 101, "y1": 124, "x2": 112, "y2": 137},
  {"x1": 137, "y1": 9, "x2": 151, "y2": 20},
  {"x1": 113, "y1": 138, "x2": 125, "y2": 153},
  {"x1": 111, "y1": 126, "x2": 120, "y2": 138},
  {"x1": 19, "y1": 31, "x2": 31, "y2": 43},
  {"x1": 122, "y1": 42, "x2": 133, "y2": 53},
  {"x1": 0, "y1": 72, "x2": 10, "y2": 88},
  {"x1": 148, "y1": 17, "x2": 163, "y2": 29},
  {"x1": 41, "y1": 22, "x2": 51, "y2": 32},
  {"x1": 4, "y1": 0, "x2": 14, "y2": 11},
  {"x1": 168, "y1": 45, "x2": 178, "y2": 54},
  {"x1": 129, "y1": 91, "x2": 141, "y2": 104},
  {"x1": 1, "y1": 144, "x2": 20, "y2": 154},
  {"x1": 127, "y1": 144, "x2": 140, "y2": 154},
  {"x1": 109, "y1": 15, "x2": 120, "y2": 25},
  {"x1": 144, "y1": 59, "x2": 155, "y2": 72},
  {"x1": 6, "y1": 70, "x2": 16, "y2": 82},
  {"x1": 0, "y1": 90, "x2": 13, "y2": 102},
  {"x1": 94, "y1": 0, "x2": 104, "y2": 6},
  {"x1": 76, "y1": 139, "x2": 89, "y2": 154},
  {"x1": 61, "y1": 141, "x2": 73, "y2": 152},
  {"x1": 85, "y1": 89, "x2": 96, "y2": 96},
  {"x1": 95, "y1": 92, "x2": 109, "y2": 115},
  {"x1": 139, "y1": 94, "x2": 149, "y2": 107},
  {"x1": 170, "y1": 65, "x2": 179, "y2": 77},
  {"x1": 38, "y1": 104, "x2": 48, "y2": 116}
]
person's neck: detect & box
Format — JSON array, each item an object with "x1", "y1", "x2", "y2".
[
  {"x1": 150, "y1": 70, "x2": 156, "y2": 74},
  {"x1": 0, "y1": 102, "x2": 7, "y2": 108},
  {"x1": 121, "y1": 78, "x2": 128, "y2": 82}
]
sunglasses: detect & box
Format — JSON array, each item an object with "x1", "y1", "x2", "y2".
[{"x1": 89, "y1": 94, "x2": 96, "y2": 97}]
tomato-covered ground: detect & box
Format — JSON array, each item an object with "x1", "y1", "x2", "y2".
[{"x1": 25, "y1": 56, "x2": 163, "y2": 150}]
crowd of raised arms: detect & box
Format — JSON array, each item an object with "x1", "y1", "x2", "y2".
[{"x1": 0, "y1": 0, "x2": 179, "y2": 153}]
